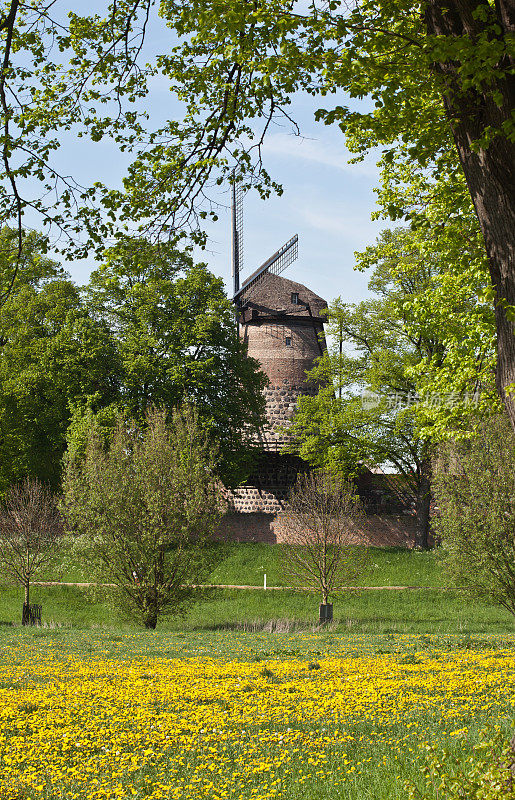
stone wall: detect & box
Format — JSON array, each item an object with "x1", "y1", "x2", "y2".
[
  {"x1": 258, "y1": 381, "x2": 318, "y2": 448},
  {"x1": 216, "y1": 512, "x2": 419, "y2": 548},
  {"x1": 228, "y1": 453, "x2": 307, "y2": 512}
]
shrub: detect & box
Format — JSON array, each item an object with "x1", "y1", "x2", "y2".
[
  {"x1": 62, "y1": 404, "x2": 223, "y2": 629},
  {"x1": 406, "y1": 731, "x2": 515, "y2": 799},
  {"x1": 433, "y1": 415, "x2": 515, "y2": 616}
]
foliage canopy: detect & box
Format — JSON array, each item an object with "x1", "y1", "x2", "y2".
[
  {"x1": 85, "y1": 237, "x2": 267, "y2": 486},
  {"x1": 0, "y1": 227, "x2": 119, "y2": 496}
]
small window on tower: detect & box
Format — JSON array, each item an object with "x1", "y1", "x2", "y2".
[
  {"x1": 285, "y1": 336, "x2": 292, "y2": 347},
  {"x1": 291, "y1": 292, "x2": 299, "y2": 305}
]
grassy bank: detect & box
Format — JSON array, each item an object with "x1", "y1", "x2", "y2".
[
  {"x1": 207, "y1": 544, "x2": 446, "y2": 588},
  {"x1": 37, "y1": 543, "x2": 446, "y2": 587}
]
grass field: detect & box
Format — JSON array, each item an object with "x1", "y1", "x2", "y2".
[
  {"x1": 0, "y1": 627, "x2": 514, "y2": 800},
  {"x1": 0, "y1": 545, "x2": 513, "y2": 635},
  {"x1": 36, "y1": 543, "x2": 446, "y2": 587},
  {"x1": 0, "y1": 545, "x2": 514, "y2": 799},
  {"x1": 2, "y1": 583, "x2": 514, "y2": 635}
]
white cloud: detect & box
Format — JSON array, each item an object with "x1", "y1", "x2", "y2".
[
  {"x1": 296, "y1": 202, "x2": 382, "y2": 242},
  {"x1": 262, "y1": 133, "x2": 379, "y2": 178}
]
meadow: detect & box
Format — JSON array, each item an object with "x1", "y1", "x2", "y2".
[{"x1": 0, "y1": 545, "x2": 514, "y2": 800}]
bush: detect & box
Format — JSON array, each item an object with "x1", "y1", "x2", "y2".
[
  {"x1": 433, "y1": 415, "x2": 515, "y2": 616},
  {"x1": 62, "y1": 404, "x2": 224, "y2": 629},
  {"x1": 406, "y1": 731, "x2": 515, "y2": 799}
]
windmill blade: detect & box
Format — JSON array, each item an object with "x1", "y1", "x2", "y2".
[
  {"x1": 231, "y1": 181, "x2": 244, "y2": 296},
  {"x1": 235, "y1": 234, "x2": 298, "y2": 302}
]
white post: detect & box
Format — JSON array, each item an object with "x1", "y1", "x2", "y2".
[{"x1": 264, "y1": 573, "x2": 267, "y2": 591}]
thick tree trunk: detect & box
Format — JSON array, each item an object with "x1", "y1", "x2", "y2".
[
  {"x1": 143, "y1": 590, "x2": 159, "y2": 629},
  {"x1": 425, "y1": 0, "x2": 515, "y2": 427},
  {"x1": 144, "y1": 609, "x2": 158, "y2": 629},
  {"x1": 415, "y1": 456, "x2": 432, "y2": 550}
]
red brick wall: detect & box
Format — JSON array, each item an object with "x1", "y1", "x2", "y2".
[
  {"x1": 243, "y1": 320, "x2": 323, "y2": 385},
  {"x1": 241, "y1": 318, "x2": 324, "y2": 450},
  {"x1": 216, "y1": 512, "x2": 419, "y2": 548}
]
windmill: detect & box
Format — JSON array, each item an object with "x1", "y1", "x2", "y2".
[
  {"x1": 230, "y1": 183, "x2": 324, "y2": 357},
  {"x1": 228, "y1": 180, "x2": 327, "y2": 461},
  {"x1": 230, "y1": 180, "x2": 298, "y2": 314},
  {"x1": 224, "y1": 179, "x2": 327, "y2": 528}
]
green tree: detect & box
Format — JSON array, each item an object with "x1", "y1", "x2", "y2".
[
  {"x1": 0, "y1": 0, "x2": 152, "y2": 287},
  {"x1": 85, "y1": 237, "x2": 267, "y2": 486},
  {"x1": 110, "y1": 0, "x2": 514, "y2": 427},
  {"x1": 0, "y1": 226, "x2": 66, "y2": 298},
  {"x1": 291, "y1": 225, "x2": 494, "y2": 548},
  {"x1": 433, "y1": 415, "x2": 515, "y2": 618},
  {"x1": 0, "y1": 228, "x2": 120, "y2": 496},
  {"x1": 62, "y1": 405, "x2": 223, "y2": 630},
  {"x1": 355, "y1": 226, "x2": 499, "y2": 441},
  {"x1": 5, "y1": 0, "x2": 513, "y2": 424},
  {"x1": 291, "y1": 296, "x2": 434, "y2": 549}
]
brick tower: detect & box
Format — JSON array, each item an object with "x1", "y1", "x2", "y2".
[
  {"x1": 228, "y1": 270, "x2": 327, "y2": 518},
  {"x1": 240, "y1": 272, "x2": 327, "y2": 451}
]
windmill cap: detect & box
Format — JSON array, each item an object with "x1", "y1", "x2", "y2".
[{"x1": 239, "y1": 273, "x2": 327, "y2": 320}]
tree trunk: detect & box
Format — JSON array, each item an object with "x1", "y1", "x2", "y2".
[
  {"x1": 425, "y1": 0, "x2": 515, "y2": 427},
  {"x1": 143, "y1": 592, "x2": 158, "y2": 629},
  {"x1": 415, "y1": 456, "x2": 432, "y2": 550},
  {"x1": 21, "y1": 577, "x2": 30, "y2": 626},
  {"x1": 143, "y1": 609, "x2": 158, "y2": 629}
]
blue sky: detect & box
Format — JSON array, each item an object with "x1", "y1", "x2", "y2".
[
  {"x1": 47, "y1": 6, "x2": 387, "y2": 307},
  {"x1": 196, "y1": 94, "x2": 385, "y2": 307}
]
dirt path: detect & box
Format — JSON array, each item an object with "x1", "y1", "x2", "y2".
[{"x1": 33, "y1": 581, "x2": 460, "y2": 591}]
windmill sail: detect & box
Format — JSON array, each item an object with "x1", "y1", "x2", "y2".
[
  {"x1": 235, "y1": 234, "x2": 298, "y2": 302},
  {"x1": 231, "y1": 181, "x2": 244, "y2": 297}
]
